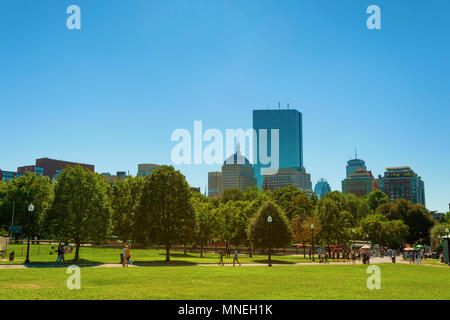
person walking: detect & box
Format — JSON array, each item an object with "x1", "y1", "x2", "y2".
[
  {"x1": 218, "y1": 248, "x2": 224, "y2": 266},
  {"x1": 233, "y1": 249, "x2": 241, "y2": 266},
  {"x1": 122, "y1": 246, "x2": 128, "y2": 267},
  {"x1": 124, "y1": 245, "x2": 131, "y2": 267},
  {"x1": 56, "y1": 243, "x2": 64, "y2": 264}
]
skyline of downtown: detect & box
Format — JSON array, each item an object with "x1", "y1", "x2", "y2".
[{"x1": 1, "y1": 0, "x2": 449, "y2": 212}]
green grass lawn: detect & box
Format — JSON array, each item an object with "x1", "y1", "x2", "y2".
[
  {"x1": 1, "y1": 243, "x2": 315, "y2": 265},
  {"x1": 0, "y1": 264, "x2": 449, "y2": 300}
]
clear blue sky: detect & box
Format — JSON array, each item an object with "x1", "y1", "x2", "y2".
[{"x1": 1, "y1": 0, "x2": 449, "y2": 212}]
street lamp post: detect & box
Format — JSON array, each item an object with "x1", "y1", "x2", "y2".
[
  {"x1": 446, "y1": 228, "x2": 450, "y2": 266},
  {"x1": 267, "y1": 216, "x2": 272, "y2": 267},
  {"x1": 352, "y1": 228, "x2": 355, "y2": 253},
  {"x1": 25, "y1": 203, "x2": 34, "y2": 264},
  {"x1": 311, "y1": 224, "x2": 315, "y2": 262}
]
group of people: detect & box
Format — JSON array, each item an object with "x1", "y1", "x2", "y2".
[
  {"x1": 218, "y1": 248, "x2": 241, "y2": 266},
  {"x1": 406, "y1": 250, "x2": 424, "y2": 264},
  {"x1": 55, "y1": 243, "x2": 72, "y2": 264},
  {"x1": 318, "y1": 250, "x2": 358, "y2": 264},
  {"x1": 120, "y1": 245, "x2": 132, "y2": 267}
]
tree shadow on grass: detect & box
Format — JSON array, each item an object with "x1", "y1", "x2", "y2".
[
  {"x1": 158, "y1": 252, "x2": 198, "y2": 258},
  {"x1": 251, "y1": 259, "x2": 297, "y2": 265},
  {"x1": 133, "y1": 260, "x2": 198, "y2": 267},
  {"x1": 23, "y1": 258, "x2": 104, "y2": 268}
]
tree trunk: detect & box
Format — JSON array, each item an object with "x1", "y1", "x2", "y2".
[
  {"x1": 75, "y1": 240, "x2": 80, "y2": 262},
  {"x1": 165, "y1": 244, "x2": 171, "y2": 262},
  {"x1": 268, "y1": 248, "x2": 272, "y2": 267},
  {"x1": 249, "y1": 246, "x2": 253, "y2": 258},
  {"x1": 303, "y1": 241, "x2": 306, "y2": 258},
  {"x1": 184, "y1": 245, "x2": 187, "y2": 256},
  {"x1": 200, "y1": 244, "x2": 204, "y2": 258}
]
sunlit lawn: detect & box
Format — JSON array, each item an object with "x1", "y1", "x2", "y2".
[
  {"x1": 0, "y1": 263, "x2": 449, "y2": 300},
  {"x1": 1, "y1": 243, "x2": 314, "y2": 265}
]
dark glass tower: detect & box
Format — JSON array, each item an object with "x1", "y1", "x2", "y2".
[{"x1": 253, "y1": 109, "x2": 303, "y2": 188}]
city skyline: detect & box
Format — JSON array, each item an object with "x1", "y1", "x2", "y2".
[{"x1": 1, "y1": 1, "x2": 449, "y2": 212}]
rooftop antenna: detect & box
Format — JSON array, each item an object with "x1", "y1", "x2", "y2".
[
  {"x1": 278, "y1": 102, "x2": 281, "y2": 109},
  {"x1": 355, "y1": 148, "x2": 357, "y2": 160},
  {"x1": 287, "y1": 103, "x2": 290, "y2": 109}
]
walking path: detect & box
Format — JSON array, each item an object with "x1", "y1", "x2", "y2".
[{"x1": 0, "y1": 256, "x2": 448, "y2": 269}]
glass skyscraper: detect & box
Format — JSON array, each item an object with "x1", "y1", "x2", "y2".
[
  {"x1": 314, "y1": 178, "x2": 331, "y2": 200},
  {"x1": 346, "y1": 158, "x2": 366, "y2": 178},
  {"x1": 253, "y1": 109, "x2": 303, "y2": 188}
]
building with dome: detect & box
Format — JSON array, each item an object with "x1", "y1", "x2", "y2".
[
  {"x1": 222, "y1": 148, "x2": 257, "y2": 192},
  {"x1": 207, "y1": 147, "x2": 257, "y2": 197}
]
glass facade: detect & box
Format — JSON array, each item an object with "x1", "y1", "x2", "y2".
[
  {"x1": 314, "y1": 178, "x2": 331, "y2": 200},
  {"x1": 253, "y1": 109, "x2": 303, "y2": 188}
]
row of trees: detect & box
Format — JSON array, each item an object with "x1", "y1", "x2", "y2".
[{"x1": 0, "y1": 165, "x2": 446, "y2": 262}]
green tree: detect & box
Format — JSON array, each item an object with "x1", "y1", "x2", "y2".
[
  {"x1": 430, "y1": 222, "x2": 450, "y2": 250},
  {"x1": 316, "y1": 198, "x2": 352, "y2": 252},
  {"x1": 0, "y1": 173, "x2": 53, "y2": 239},
  {"x1": 367, "y1": 190, "x2": 388, "y2": 211},
  {"x1": 193, "y1": 198, "x2": 218, "y2": 258},
  {"x1": 110, "y1": 176, "x2": 143, "y2": 242},
  {"x1": 271, "y1": 186, "x2": 303, "y2": 220},
  {"x1": 360, "y1": 214, "x2": 408, "y2": 248},
  {"x1": 134, "y1": 165, "x2": 195, "y2": 262},
  {"x1": 47, "y1": 166, "x2": 111, "y2": 261},
  {"x1": 248, "y1": 200, "x2": 291, "y2": 265},
  {"x1": 229, "y1": 200, "x2": 251, "y2": 248},
  {"x1": 221, "y1": 189, "x2": 244, "y2": 203}
]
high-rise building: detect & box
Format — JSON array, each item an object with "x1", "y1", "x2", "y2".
[
  {"x1": 262, "y1": 167, "x2": 312, "y2": 192},
  {"x1": 379, "y1": 166, "x2": 425, "y2": 205},
  {"x1": 346, "y1": 158, "x2": 367, "y2": 178},
  {"x1": 342, "y1": 167, "x2": 377, "y2": 197},
  {"x1": 208, "y1": 172, "x2": 223, "y2": 198},
  {"x1": 314, "y1": 178, "x2": 331, "y2": 200},
  {"x1": 253, "y1": 109, "x2": 303, "y2": 188},
  {"x1": 222, "y1": 149, "x2": 257, "y2": 192},
  {"x1": 137, "y1": 164, "x2": 160, "y2": 177}
]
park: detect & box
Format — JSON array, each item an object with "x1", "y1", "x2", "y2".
[
  {"x1": 1, "y1": 165, "x2": 449, "y2": 300},
  {"x1": 0, "y1": 243, "x2": 449, "y2": 300}
]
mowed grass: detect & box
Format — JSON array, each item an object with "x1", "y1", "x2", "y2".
[
  {"x1": 1, "y1": 244, "x2": 314, "y2": 265},
  {"x1": 0, "y1": 264, "x2": 449, "y2": 300}
]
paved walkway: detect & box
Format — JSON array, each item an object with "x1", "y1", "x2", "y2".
[{"x1": 0, "y1": 257, "x2": 447, "y2": 269}]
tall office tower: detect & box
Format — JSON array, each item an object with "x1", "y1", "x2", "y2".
[
  {"x1": 222, "y1": 149, "x2": 257, "y2": 192},
  {"x1": 380, "y1": 166, "x2": 425, "y2": 205},
  {"x1": 346, "y1": 158, "x2": 367, "y2": 178},
  {"x1": 253, "y1": 109, "x2": 303, "y2": 188},
  {"x1": 208, "y1": 171, "x2": 223, "y2": 198},
  {"x1": 314, "y1": 178, "x2": 331, "y2": 200},
  {"x1": 342, "y1": 167, "x2": 377, "y2": 197},
  {"x1": 137, "y1": 164, "x2": 160, "y2": 177},
  {"x1": 262, "y1": 167, "x2": 311, "y2": 192}
]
